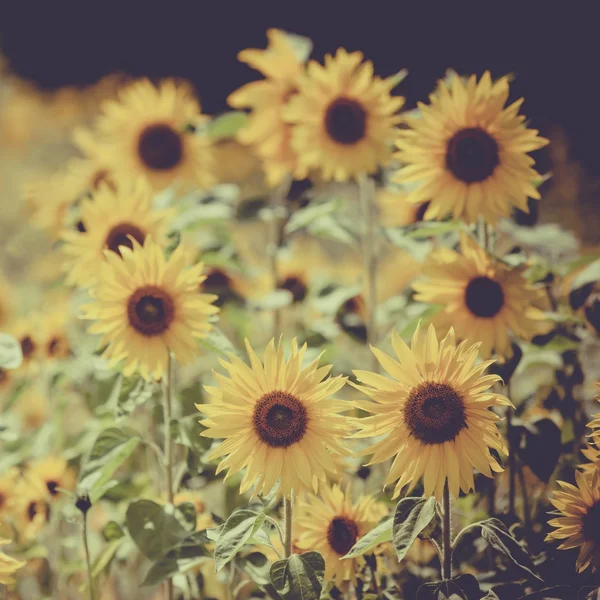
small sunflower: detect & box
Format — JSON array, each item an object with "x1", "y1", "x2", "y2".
[
  {"x1": 413, "y1": 234, "x2": 550, "y2": 359},
  {"x1": 61, "y1": 178, "x2": 173, "y2": 288},
  {"x1": 92, "y1": 79, "x2": 215, "y2": 192},
  {"x1": 285, "y1": 48, "x2": 404, "y2": 182},
  {"x1": 60, "y1": 154, "x2": 117, "y2": 205},
  {"x1": 39, "y1": 307, "x2": 72, "y2": 361},
  {"x1": 0, "y1": 536, "x2": 25, "y2": 585},
  {"x1": 12, "y1": 478, "x2": 50, "y2": 541},
  {"x1": 547, "y1": 468, "x2": 600, "y2": 573},
  {"x1": 296, "y1": 484, "x2": 387, "y2": 586},
  {"x1": 393, "y1": 71, "x2": 548, "y2": 224},
  {"x1": 228, "y1": 29, "x2": 306, "y2": 187},
  {"x1": 13, "y1": 389, "x2": 48, "y2": 431},
  {"x1": 8, "y1": 317, "x2": 41, "y2": 370},
  {"x1": 353, "y1": 323, "x2": 511, "y2": 499},
  {"x1": 198, "y1": 338, "x2": 351, "y2": 498},
  {"x1": 82, "y1": 237, "x2": 218, "y2": 381},
  {"x1": 27, "y1": 457, "x2": 76, "y2": 501},
  {"x1": 23, "y1": 174, "x2": 73, "y2": 237}
]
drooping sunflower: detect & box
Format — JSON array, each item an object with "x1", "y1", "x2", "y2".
[
  {"x1": 295, "y1": 484, "x2": 387, "y2": 585},
  {"x1": 228, "y1": 28, "x2": 306, "y2": 187},
  {"x1": 394, "y1": 71, "x2": 548, "y2": 224},
  {"x1": 353, "y1": 323, "x2": 511, "y2": 499},
  {"x1": 547, "y1": 468, "x2": 600, "y2": 573},
  {"x1": 0, "y1": 536, "x2": 25, "y2": 585},
  {"x1": 91, "y1": 79, "x2": 215, "y2": 192},
  {"x1": 27, "y1": 457, "x2": 76, "y2": 501},
  {"x1": 82, "y1": 237, "x2": 218, "y2": 381},
  {"x1": 198, "y1": 338, "x2": 351, "y2": 498},
  {"x1": 284, "y1": 48, "x2": 405, "y2": 182},
  {"x1": 61, "y1": 178, "x2": 173, "y2": 288},
  {"x1": 413, "y1": 234, "x2": 550, "y2": 359}
]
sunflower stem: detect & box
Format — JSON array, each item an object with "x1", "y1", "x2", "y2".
[
  {"x1": 506, "y1": 379, "x2": 516, "y2": 517},
  {"x1": 82, "y1": 510, "x2": 95, "y2": 600},
  {"x1": 163, "y1": 352, "x2": 175, "y2": 600},
  {"x1": 442, "y1": 481, "x2": 453, "y2": 580},
  {"x1": 284, "y1": 493, "x2": 294, "y2": 558},
  {"x1": 359, "y1": 174, "x2": 378, "y2": 371}
]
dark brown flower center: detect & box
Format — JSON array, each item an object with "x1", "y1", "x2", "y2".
[
  {"x1": 327, "y1": 516, "x2": 359, "y2": 556},
  {"x1": 404, "y1": 382, "x2": 467, "y2": 444},
  {"x1": 446, "y1": 127, "x2": 499, "y2": 183},
  {"x1": 127, "y1": 285, "x2": 175, "y2": 337},
  {"x1": 414, "y1": 201, "x2": 431, "y2": 222},
  {"x1": 27, "y1": 501, "x2": 38, "y2": 521},
  {"x1": 465, "y1": 276, "x2": 505, "y2": 318},
  {"x1": 46, "y1": 480, "x2": 59, "y2": 496},
  {"x1": 20, "y1": 336, "x2": 36, "y2": 359},
  {"x1": 582, "y1": 500, "x2": 600, "y2": 545},
  {"x1": 253, "y1": 391, "x2": 308, "y2": 448},
  {"x1": 279, "y1": 276, "x2": 307, "y2": 303},
  {"x1": 104, "y1": 223, "x2": 146, "y2": 256},
  {"x1": 138, "y1": 123, "x2": 184, "y2": 171},
  {"x1": 76, "y1": 220, "x2": 87, "y2": 233},
  {"x1": 324, "y1": 97, "x2": 367, "y2": 145},
  {"x1": 47, "y1": 336, "x2": 66, "y2": 358}
]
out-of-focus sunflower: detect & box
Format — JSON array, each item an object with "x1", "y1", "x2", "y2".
[
  {"x1": 12, "y1": 478, "x2": 50, "y2": 541},
  {"x1": 39, "y1": 307, "x2": 72, "y2": 361},
  {"x1": 173, "y1": 490, "x2": 215, "y2": 531},
  {"x1": 23, "y1": 174, "x2": 74, "y2": 237},
  {"x1": 394, "y1": 71, "x2": 548, "y2": 224},
  {"x1": 353, "y1": 323, "x2": 511, "y2": 499},
  {"x1": 547, "y1": 468, "x2": 600, "y2": 573},
  {"x1": 61, "y1": 178, "x2": 173, "y2": 288},
  {"x1": 0, "y1": 535, "x2": 25, "y2": 585},
  {"x1": 0, "y1": 271, "x2": 14, "y2": 328},
  {"x1": 413, "y1": 234, "x2": 550, "y2": 359},
  {"x1": 60, "y1": 154, "x2": 117, "y2": 205},
  {"x1": 0, "y1": 469, "x2": 18, "y2": 519},
  {"x1": 8, "y1": 317, "x2": 41, "y2": 370},
  {"x1": 296, "y1": 484, "x2": 387, "y2": 586},
  {"x1": 13, "y1": 389, "x2": 48, "y2": 431},
  {"x1": 92, "y1": 79, "x2": 215, "y2": 192},
  {"x1": 27, "y1": 457, "x2": 76, "y2": 501},
  {"x1": 228, "y1": 29, "x2": 306, "y2": 187},
  {"x1": 198, "y1": 338, "x2": 351, "y2": 498},
  {"x1": 82, "y1": 237, "x2": 218, "y2": 381},
  {"x1": 376, "y1": 187, "x2": 430, "y2": 228},
  {"x1": 285, "y1": 49, "x2": 404, "y2": 182}
]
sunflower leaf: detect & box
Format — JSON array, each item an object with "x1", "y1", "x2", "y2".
[
  {"x1": 197, "y1": 327, "x2": 238, "y2": 358},
  {"x1": 284, "y1": 198, "x2": 342, "y2": 235},
  {"x1": 392, "y1": 496, "x2": 437, "y2": 562},
  {"x1": 345, "y1": 516, "x2": 393, "y2": 558},
  {"x1": 214, "y1": 509, "x2": 265, "y2": 572},
  {"x1": 205, "y1": 111, "x2": 248, "y2": 140},
  {"x1": 0, "y1": 333, "x2": 22, "y2": 370},
  {"x1": 270, "y1": 552, "x2": 325, "y2": 600}
]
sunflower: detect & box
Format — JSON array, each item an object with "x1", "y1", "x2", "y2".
[
  {"x1": 38, "y1": 305, "x2": 72, "y2": 361},
  {"x1": 284, "y1": 48, "x2": 404, "y2": 182},
  {"x1": 82, "y1": 237, "x2": 218, "y2": 381},
  {"x1": 353, "y1": 322, "x2": 511, "y2": 499},
  {"x1": 8, "y1": 317, "x2": 41, "y2": 370},
  {"x1": 0, "y1": 536, "x2": 25, "y2": 585},
  {"x1": 91, "y1": 79, "x2": 215, "y2": 192},
  {"x1": 376, "y1": 187, "x2": 430, "y2": 228},
  {"x1": 23, "y1": 173, "x2": 73, "y2": 237},
  {"x1": 0, "y1": 469, "x2": 18, "y2": 519},
  {"x1": 0, "y1": 271, "x2": 14, "y2": 328},
  {"x1": 60, "y1": 154, "x2": 117, "y2": 205},
  {"x1": 547, "y1": 468, "x2": 600, "y2": 573},
  {"x1": 295, "y1": 484, "x2": 387, "y2": 585},
  {"x1": 13, "y1": 389, "x2": 48, "y2": 431},
  {"x1": 413, "y1": 234, "x2": 550, "y2": 359},
  {"x1": 12, "y1": 477, "x2": 50, "y2": 541},
  {"x1": 61, "y1": 178, "x2": 173, "y2": 288},
  {"x1": 228, "y1": 28, "x2": 306, "y2": 187},
  {"x1": 393, "y1": 71, "x2": 548, "y2": 224},
  {"x1": 27, "y1": 457, "x2": 76, "y2": 501},
  {"x1": 198, "y1": 338, "x2": 351, "y2": 498}
]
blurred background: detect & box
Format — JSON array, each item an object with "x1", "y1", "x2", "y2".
[{"x1": 1, "y1": 3, "x2": 599, "y2": 247}]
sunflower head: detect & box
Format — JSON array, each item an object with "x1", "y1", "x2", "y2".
[
  {"x1": 353, "y1": 322, "x2": 511, "y2": 499},
  {"x1": 13, "y1": 477, "x2": 51, "y2": 541},
  {"x1": 394, "y1": 71, "x2": 548, "y2": 224},
  {"x1": 413, "y1": 234, "x2": 551, "y2": 358},
  {"x1": 198, "y1": 338, "x2": 351, "y2": 498},
  {"x1": 28, "y1": 456, "x2": 76, "y2": 501},
  {"x1": 547, "y1": 468, "x2": 600, "y2": 573},
  {"x1": 296, "y1": 484, "x2": 387, "y2": 585},
  {"x1": 285, "y1": 48, "x2": 405, "y2": 182},
  {"x1": 376, "y1": 188, "x2": 430, "y2": 228},
  {"x1": 82, "y1": 237, "x2": 219, "y2": 381}
]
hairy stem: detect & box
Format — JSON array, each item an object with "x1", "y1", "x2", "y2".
[
  {"x1": 284, "y1": 494, "x2": 294, "y2": 558},
  {"x1": 442, "y1": 481, "x2": 452, "y2": 580},
  {"x1": 82, "y1": 511, "x2": 95, "y2": 600},
  {"x1": 163, "y1": 352, "x2": 175, "y2": 600}
]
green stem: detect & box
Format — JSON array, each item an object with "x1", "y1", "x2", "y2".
[
  {"x1": 163, "y1": 352, "x2": 175, "y2": 600},
  {"x1": 442, "y1": 482, "x2": 452, "y2": 580},
  {"x1": 284, "y1": 494, "x2": 293, "y2": 558},
  {"x1": 82, "y1": 511, "x2": 95, "y2": 600}
]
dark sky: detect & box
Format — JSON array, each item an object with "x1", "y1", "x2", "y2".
[{"x1": 2, "y1": 4, "x2": 598, "y2": 173}]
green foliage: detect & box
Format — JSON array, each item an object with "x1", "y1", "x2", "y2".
[
  {"x1": 270, "y1": 551, "x2": 325, "y2": 600},
  {"x1": 284, "y1": 198, "x2": 342, "y2": 235},
  {"x1": 417, "y1": 574, "x2": 481, "y2": 600},
  {"x1": 0, "y1": 332, "x2": 22, "y2": 369},
  {"x1": 205, "y1": 111, "x2": 248, "y2": 140},
  {"x1": 197, "y1": 326, "x2": 238, "y2": 357},
  {"x1": 214, "y1": 508, "x2": 266, "y2": 571},
  {"x1": 346, "y1": 516, "x2": 392, "y2": 558},
  {"x1": 392, "y1": 497, "x2": 438, "y2": 562}
]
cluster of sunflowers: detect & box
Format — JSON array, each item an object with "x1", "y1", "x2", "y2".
[{"x1": 1, "y1": 28, "x2": 600, "y2": 600}]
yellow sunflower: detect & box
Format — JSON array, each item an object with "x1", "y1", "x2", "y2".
[
  {"x1": 353, "y1": 322, "x2": 511, "y2": 499},
  {"x1": 61, "y1": 178, "x2": 173, "y2": 288},
  {"x1": 82, "y1": 237, "x2": 218, "y2": 381},
  {"x1": 228, "y1": 28, "x2": 306, "y2": 187},
  {"x1": 0, "y1": 536, "x2": 25, "y2": 585},
  {"x1": 198, "y1": 338, "x2": 351, "y2": 498},
  {"x1": 27, "y1": 457, "x2": 76, "y2": 501},
  {"x1": 284, "y1": 48, "x2": 404, "y2": 182},
  {"x1": 0, "y1": 469, "x2": 18, "y2": 519},
  {"x1": 92, "y1": 78, "x2": 215, "y2": 192},
  {"x1": 393, "y1": 71, "x2": 548, "y2": 224},
  {"x1": 8, "y1": 317, "x2": 41, "y2": 370},
  {"x1": 376, "y1": 187, "x2": 430, "y2": 228},
  {"x1": 296, "y1": 484, "x2": 387, "y2": 586},
  {"x1": 547, "y1": 468, "x2": 600, "y2": 573},
  {"x1": 13, "y1": 389, "x2": 48, "y2": 431},
  {"x1": 12, "y1": 477, "x2": 50, "y2": 541},
  {"x1": 23, "y1": 173, "x2": 73, "y2": 237},
  {"x1": 413, "y1": 234, "x2": 550, "y2": 359},
  {"x1": 60, "y1": 154, "x2": 117, "y2": 204}
]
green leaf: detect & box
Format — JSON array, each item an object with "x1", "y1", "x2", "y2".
[
  {"x1": 214, "y1": 509, "x2": 265, "y2": 572},
  {"x1": 102, "y1": 521, "x2": 125, "y2": 542},
  {"x1": 78, "y1": 428, "x2": 140, "y2": 503},
  {"x1": 392, "y1": 497, "x2": 437, "y2": 562},
  {"x1": 417, "y1": 575, "x2": 481, "y2": 600},
  {"x1": 345, "y1": 516, "x2": 392, "y2": 558},
  {"x1": 197, "y1": 327, "x2": 237, "y2": 358},
  {"x1": 405, "y1": 220, "x2": 463, "y2": 239},
  {"x1": 175, "y1": 501, "x2": 197, "y2": 533},
  {"x1": 270, "y1": 552, "x2": 325, "y2": 600},
  {"x1": 238, "y1": 551, "x2": 272, "y2": 586},
  {"x1": 0, "y1": 333, "x2": 22, "y2": 369},
  {"x1": 115, "y1": 376, "x2": 157, "y2": 418},
  {"x1": 92, "y1": 538, "x2": 124, "y2": 580},
  {"x1": 205, "y1": 111, "x2": 248, "y2": 140},
  {"x1": 534, "y1": 334, "x2": 579, "y2": 353},
  {"x1": 141, "y1": 531, "x2": 211, "y2": 586},
  {"x1": 125, "y1": 500, "x2": 189, "y2": 561},
  {"x1": 479, "y1": 518, "x2": 542, "y2": 581},
  {"x1": 284, "y1": 198, "x2": 342, "y2": 234},
  {"x1": 570, "y1": 257, "x2": 600, "y2": 290}
]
